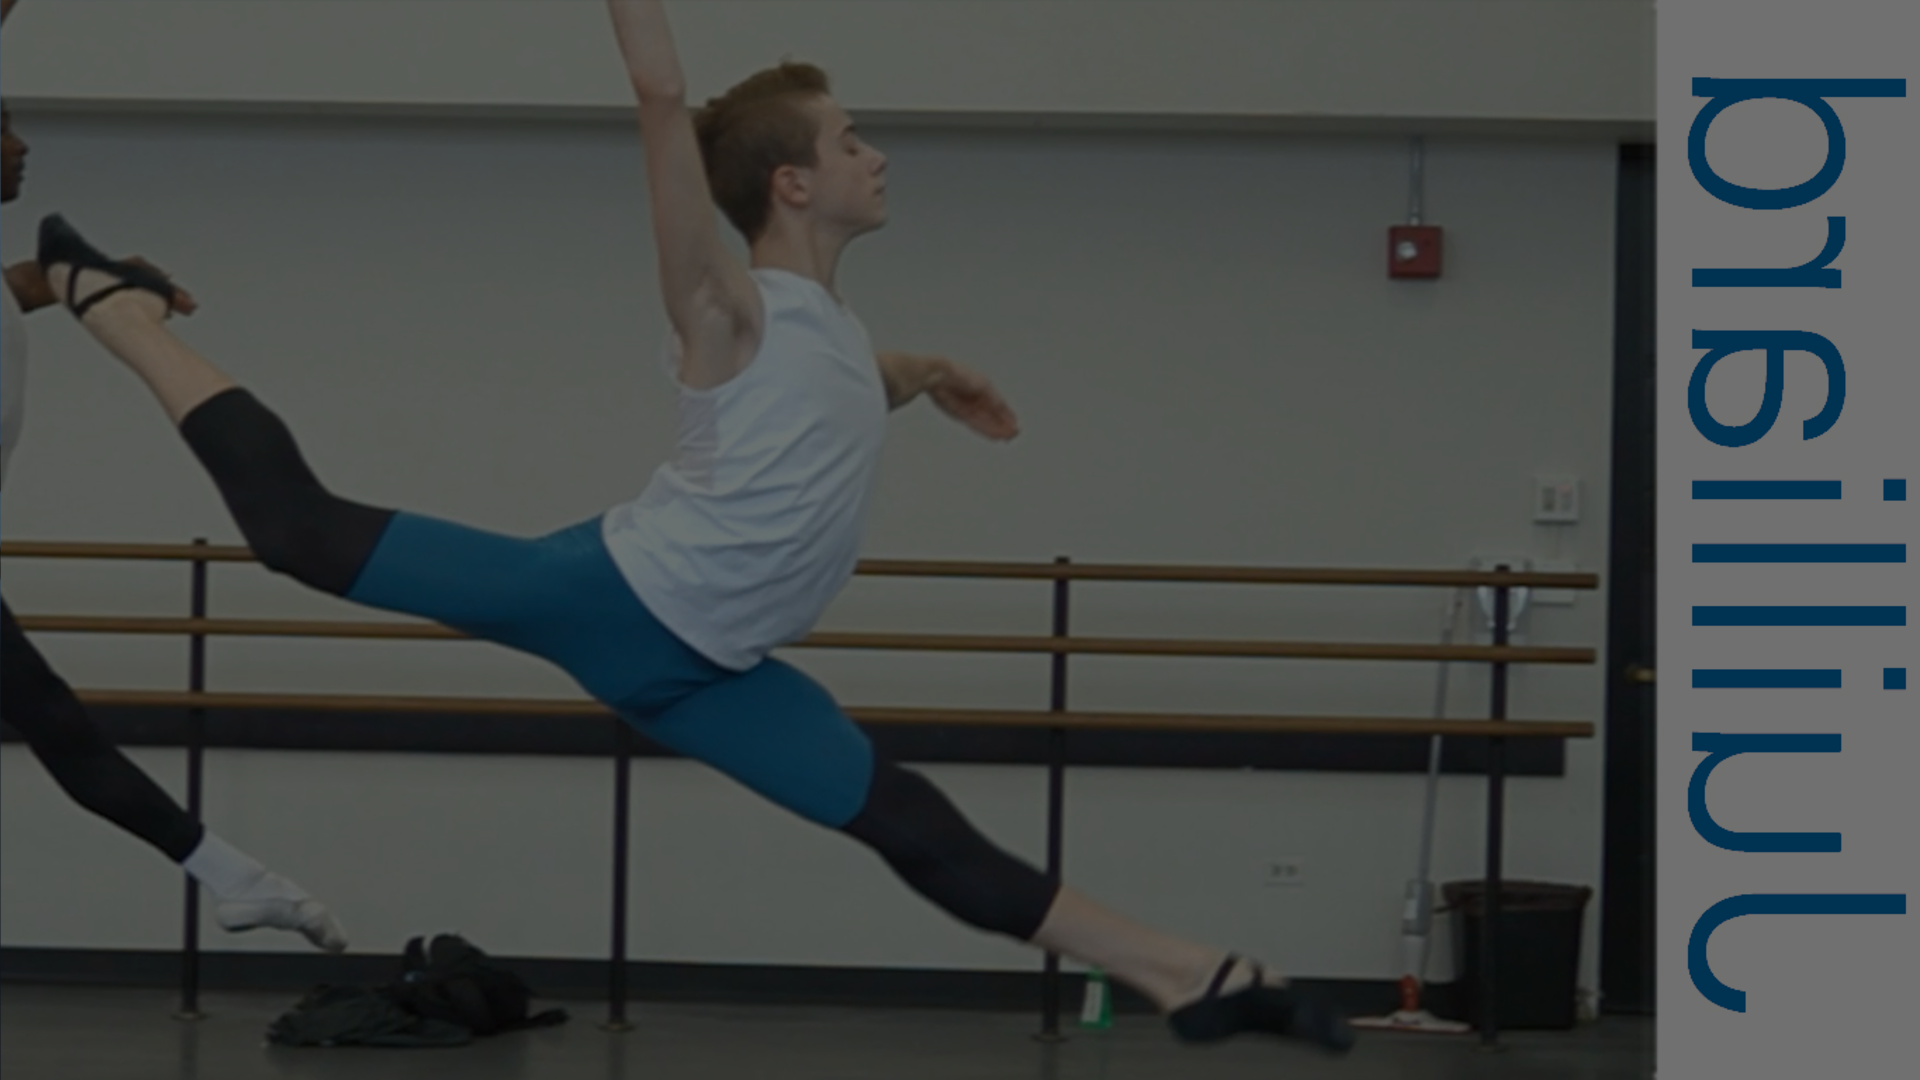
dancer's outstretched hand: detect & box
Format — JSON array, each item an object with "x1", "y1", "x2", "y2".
[
  {"x1": 929, "y1": 361, "x2": 1020, "y2": 442},
  {"x1": 4, "y1": 260, "x2": 58, "y2": 312}
]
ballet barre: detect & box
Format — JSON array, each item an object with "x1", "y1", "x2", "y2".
[{"x1": 3, "y1": 538, "x2": 1599, "y2": 1047}]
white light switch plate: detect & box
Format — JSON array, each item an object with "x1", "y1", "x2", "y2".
[{"x1": 1533, "y1": 474, "x2": 1580, "y2": 523}]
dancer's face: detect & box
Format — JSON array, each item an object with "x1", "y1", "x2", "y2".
[
  {"x1": 1, "y1": 103, "x2": 27, "y2": 203},
  {"x1": 784, "y1": 96, "x2": 888, "y2": 238}
]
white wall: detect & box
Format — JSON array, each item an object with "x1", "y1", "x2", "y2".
[
  {"x1": 0, "y1": 0, "x2": 1654, "y2": 130},
  {"x1": 0, "y1": 109, "x2": 1618, "y2": 996}
]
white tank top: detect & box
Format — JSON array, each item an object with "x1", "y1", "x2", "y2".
[
  {"x1": 601, "y1": 269, "x2": 890, "y2": 670},
  {"x1": 1, "y1": 283, "x2": 28, "y2": 487}
]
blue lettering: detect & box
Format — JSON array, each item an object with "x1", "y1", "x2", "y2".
[
  {"x1": 1689, "y1": 894, "x2": 1907, "y2": 1012},
  {"x1": 1689, "y1": 733, "x2": 1842, "y2": 852},
  {"x1": 1689, "y1": 78, "x2": 1906, "y2": 210},
  {"x1": 1688, "y1": 330, "x2": 1846, "y2": 447},
  {"x1": 1694, "y1": 217, "x2": 1845, "y2": 288}
]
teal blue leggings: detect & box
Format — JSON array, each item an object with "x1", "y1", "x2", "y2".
[{"x1": 350, "y1": 512, "x2": 877, "y2": 827}]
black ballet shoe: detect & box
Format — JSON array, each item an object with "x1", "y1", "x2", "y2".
[
  {"x1": 35, "y1": 213, "x2": 180, "y2": 319},
  {"x1": 1166, "y1": 955, "x2": 1356, "y2": 1055}
]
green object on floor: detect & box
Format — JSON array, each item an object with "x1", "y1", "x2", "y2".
[{"x1": 1078, "y1": 968, "x2": 1113, "y2": 1029}]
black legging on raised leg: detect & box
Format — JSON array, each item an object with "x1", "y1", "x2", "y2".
[
  {"x1": 1, "y1": 598, "x2": 205, "y2": 861},
  {"x1": 841, "y1": 758, "x2": 1060, "y2": 938},
  {"x1": 174, "y1": 387, "x2": 1060, "y2": 940}
]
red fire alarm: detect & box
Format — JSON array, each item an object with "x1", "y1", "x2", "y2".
[{"x1": 1388, "y1": 224, "x2": 1443, "y2": 279}]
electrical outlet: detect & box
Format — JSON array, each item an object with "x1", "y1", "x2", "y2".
[
  {"x1": 1533, "y1": 474, "x2": 1580, "y2": 524},
  {"x1": 1260, "y1": 859, "x2": 1308, "y2": 888}
]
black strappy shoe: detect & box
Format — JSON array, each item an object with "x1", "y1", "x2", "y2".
[
  {"x1": 36, "y1": 213, "x2": 180, "y2": 319},
  {"x1": 1167, "y1": 954, "x2": 1356, "y2": 1054}
]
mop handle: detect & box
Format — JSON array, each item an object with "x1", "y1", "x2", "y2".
[{"x1": 1413, "y1": 588, "x2": 1467, "y2": 887}]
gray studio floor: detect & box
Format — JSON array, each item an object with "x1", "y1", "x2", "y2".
[{"x1": 1, "y1": 983, "x2": 1653, "y2": 1080}]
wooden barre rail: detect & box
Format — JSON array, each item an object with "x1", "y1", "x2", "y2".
[
  {"x1": 0, "y1": 540, "x2": 1602, "y2": 590},
  {"x1": 72, "y1": 689, "x2": 1594, "y2": 739},
  {"x1": 16, "y1": 614, "x2": 1598, "y2": 666},
  {"x1": 4, "y1": 535, "x2": 1593, "y2": 1046}
]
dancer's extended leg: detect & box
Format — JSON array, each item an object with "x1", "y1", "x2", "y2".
[
  {"x1": 623, "y1": 658, "x2": 1352, "y2": 1050},
  {"x1": 2, "y1": 602, "x2": 347, "y2": 950}
]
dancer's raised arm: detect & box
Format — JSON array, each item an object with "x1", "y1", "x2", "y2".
[{"x1": 605, "y1": 0, "x2": 761, "y2": 388}]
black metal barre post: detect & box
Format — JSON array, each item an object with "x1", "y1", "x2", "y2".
[
  {"x1": 1036, "y1": 556, "x2": 1071, "y2": 1042},
  {"x1": 604, "y1": 720, "x2": 635, "y2": 1031},
  {"x1": 1479, "y1": 572, "x2": 1512, "y2": 1049},
  {"x1": 177, "y1": 540, "x2": 209, "y2": 1021}
]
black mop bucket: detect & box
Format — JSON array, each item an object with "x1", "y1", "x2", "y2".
[{"x1": 1442, "y1": 880, "x2": 1593, "y2": 1030}]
